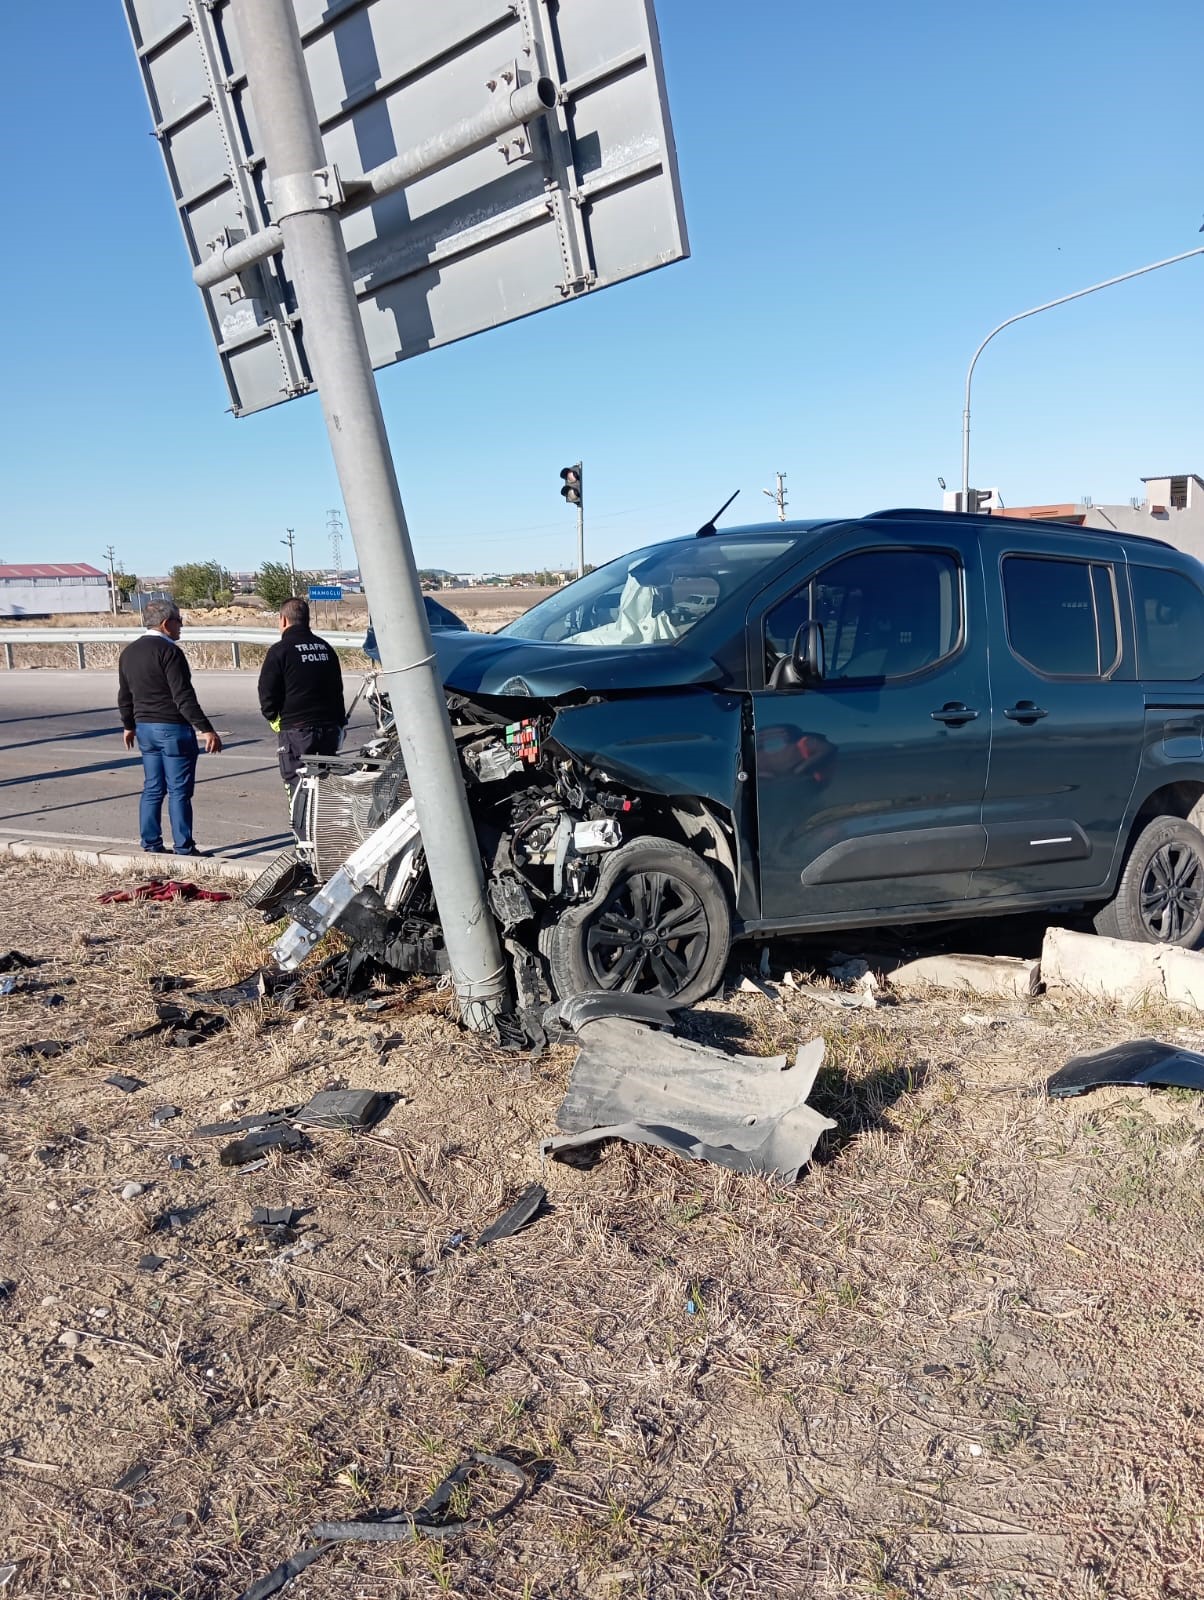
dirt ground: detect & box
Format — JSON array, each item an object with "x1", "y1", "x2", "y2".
[{"x1": 2, "y1": 860, "x2": 1204, "y2": 1599}]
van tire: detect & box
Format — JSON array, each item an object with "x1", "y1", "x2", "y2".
[
  {"x1": 1092, "y1": 816, "x2": 1204, "y2": 947},
  {"x1": 546, "y1": 837, "x2": 731, "y2": 1007}
]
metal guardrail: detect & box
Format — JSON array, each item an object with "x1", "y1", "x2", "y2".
[{"x1": 0, "y1": 627, "x2": 365, "y2": 670}]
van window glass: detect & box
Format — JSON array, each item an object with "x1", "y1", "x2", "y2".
[
  {"x1": 1131, "y1": 566, "x2": 1204, "y2": 680},
  {"x1": 765, "y1": 549, "x2": 961, "y2": 682},
  {"x1": 1002, "y1": 557, "x2": 1116, "y2": 677}
]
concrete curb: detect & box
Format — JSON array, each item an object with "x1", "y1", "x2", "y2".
[{"x1": 0, "y1": 834, "x2": 274, "y2": 884}]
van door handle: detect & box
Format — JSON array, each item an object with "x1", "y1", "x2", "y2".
[
  {"x1": 1004, "y1": 701, "x2": 1048, "y2": 723},
  {"x1": 930, "y1": 703, "x2": 979, "y2": 725}
]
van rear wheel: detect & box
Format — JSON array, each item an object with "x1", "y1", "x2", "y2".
[{"x1": 1093, "y1": 816, "x2": 1204, "y2": 947}]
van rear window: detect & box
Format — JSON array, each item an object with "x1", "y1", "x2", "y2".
[{"x1": 1131, "y1": 566, "x2": 1204, "y2": 681}]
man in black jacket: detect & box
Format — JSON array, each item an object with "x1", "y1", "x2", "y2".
[
  {"x1": 118, "y1": 600, "x2": 223, "y2": 855},
  {"x1": 258, "y1": 596, "x2": 345, "y2": 794}
]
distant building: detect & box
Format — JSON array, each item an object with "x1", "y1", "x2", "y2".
[
  {"x1": 0, "y1": 562, "x2": 109, "y2": 617},
  {"x1": 955, "y1": 473, "x2": 1204, "y2": 565}
]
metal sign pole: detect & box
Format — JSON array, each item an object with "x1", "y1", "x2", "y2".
[{"x1": 232, "y1": 0, "x2": 506, "y2": 1030}]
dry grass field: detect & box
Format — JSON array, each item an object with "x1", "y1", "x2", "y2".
[
  {"x1": 2, "y1": 860, "x2": 1204, "y2": 1596},
  {"x1": 0, "y1": 588, "x2": 554, "y2": 672}
]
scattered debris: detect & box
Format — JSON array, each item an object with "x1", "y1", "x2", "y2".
[
  {"x1": 112, "y1": 1462, "x2": 150, "y2": 1494},
  {"x1": 103, "y1": 1073, "x2": 146, "y2": 1093},
  {"x1": 477, "y1": 1184, "x2": 547, "y2": 1247},
  {"x1": 828, "y1": 956, "x2": 871, "y2": 983},
  {"x1": 0, "y1": 952, "x2": 38, "y2": 973},
  {"x1": 13, "y1": 1040, "x2": 70, "y2": 1060},
  {"x1": 125, "y1": 1002, "x2": 228, "y2": 1048},
  {"x1": 542, "y1": 1016, "x2": 836, "y2": 1182},
  {"x1": 738, "y1": 974, "x2": 780, "y2": 1003},
  {"x1": 137, "y1": 1254, "x2": 166, "y2": 1273},
  {"x1": 98, "y1": 880, "x2": 232, "y2": 905},
  {"x1": 0, "y1": 1562, "x2": 16, "y2": 1588},
  {"x1": 119, "y1": 1182, "x2": 145, "y2": 1201},
  {"x1": 1048, "y1": 1038, "x2": 1204, "y2": 1098},
  {"x1": 151, "y1": 1104, "x2": 181, "y2": 1127},
  {"x1": 167, "y1": 1154, "x2": 192, "y2": 1172},
  {"x1": 251, "y1": 1206, "x2": 298, "y2": 1228},
  {"x1": 236, "y1": 1451, "x2": 533, "y2": 1600},
  {"x1": 180, "y1": 968, "x2": 300, "y2": 1013},
  {"x1": 220, "y1": 1127, "x2": 306, "y2": 1167},
  {"x1": 0, "y1": 977, "x2": 17, "y2": 997},
  {"x1": 295, "y1": 1089, "x2": 391, "y2": 1131}
]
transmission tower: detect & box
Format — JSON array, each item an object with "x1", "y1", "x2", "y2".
[{"x1": 326, "y1": 509, "x2": 344, "y2": 580}]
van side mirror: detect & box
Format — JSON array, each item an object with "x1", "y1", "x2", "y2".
[{"x1": 791, "y1": 620, "x2": 825, "y2": 685}]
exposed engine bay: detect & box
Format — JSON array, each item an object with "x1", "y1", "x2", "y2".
[{"x1": 252, "y1": 692, "x2": 656, "y2": 1028}]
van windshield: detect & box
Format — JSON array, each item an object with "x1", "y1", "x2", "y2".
[{"x1": 501, "y1": 537, "x2": 795, "y2": 646}]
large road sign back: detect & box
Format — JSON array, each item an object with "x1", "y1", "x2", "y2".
[{"x1": 123, "y1": 0, "x2": 689, "y2": 416}]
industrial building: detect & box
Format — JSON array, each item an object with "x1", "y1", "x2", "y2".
[{"x1": 0, "y1": 563, "x2": 110, "y2": 618}]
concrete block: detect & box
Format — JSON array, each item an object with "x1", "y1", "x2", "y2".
[
  {"x1": 1041, "y1": 925, "x2": 1167, "y2": 1005},
  {"x1": 1157, "y1": 945, "x2": 1204, "y2": 1009},
  {"x1": 887, "y1": 952, "x2": 1039, "y2": 999}
]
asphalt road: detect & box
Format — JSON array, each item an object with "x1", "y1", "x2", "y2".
[{"x1": 0, "y1": 671, "x2": 377, "y2": 861}]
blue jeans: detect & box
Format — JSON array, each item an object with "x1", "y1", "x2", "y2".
[{"x1": 136, "y1": 723, "x2": 199, "y2": 851}]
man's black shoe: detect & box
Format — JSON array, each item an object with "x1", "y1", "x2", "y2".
[{"x1": 174, "y1": 845, "x2": 210, "y2": 858}]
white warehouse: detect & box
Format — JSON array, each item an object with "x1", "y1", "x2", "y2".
[{"x1": 0, "y1": 563, "x2": 110, "y2": 618}]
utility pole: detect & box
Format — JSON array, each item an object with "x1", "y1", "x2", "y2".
[
  {"x1": 232, "y1": 0, "x2": 506, "y2": 1030},
  {"x1": 762, "y1": 472, "x2": 787, "y2": 522},
  {"x1": 281, "y1": 526, "x2": 298, "y2": 589},
  {"x1": 102, "y1": 544, "x2": 119, "y2": 615},
  {"x1": 559, "y1": 463, "x2": 584, "y2": 577}
]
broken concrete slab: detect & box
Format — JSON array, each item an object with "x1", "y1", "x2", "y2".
[
  {"x1": 1041, "y1": 925, "x2": 1204, "y2": 1010},
  {"x1": 887, "y1": 952, "x2": 1040, "y2": 1000}
]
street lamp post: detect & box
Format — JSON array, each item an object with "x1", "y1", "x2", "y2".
[{"x1": 962, "y1": 245, "x2": 1204, "y2": 501}]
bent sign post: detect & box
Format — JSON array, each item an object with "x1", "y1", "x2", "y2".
[{"x1": 121, "y1": 0, "x2": 688, "y2": 1029}]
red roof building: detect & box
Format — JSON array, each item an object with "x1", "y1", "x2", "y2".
[{"x1": 0, "y1": 563, "x2": 106, "y2": 580}]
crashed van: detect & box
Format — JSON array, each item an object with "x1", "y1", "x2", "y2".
[{"x1": 255, "y1": 507, "x2": 1204, "y2": 1012}]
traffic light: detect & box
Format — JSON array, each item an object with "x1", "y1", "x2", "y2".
[{"x1": 560, "y1": 463, "x2": 583, "y2": 507}]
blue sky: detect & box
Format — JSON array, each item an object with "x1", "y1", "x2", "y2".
[{"x1": 1, "y1": 1, "x2": 1199, "y2": 577}]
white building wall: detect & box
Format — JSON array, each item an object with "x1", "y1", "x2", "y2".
[
  {"x1": 0, "y1": 581, "x2": 110, "y2": 617},
  {"x1": 1082, "y1": 503, "x2": 1204, "y2": 566}
]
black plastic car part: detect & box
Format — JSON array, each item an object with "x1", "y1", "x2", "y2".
[{"x1": 1047, "y1": 1038, "x2": 1204, "y2": 1098}]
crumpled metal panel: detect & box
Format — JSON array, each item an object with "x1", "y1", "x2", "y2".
[{"x1": 542, "y1": 1022, "x2": 836, "y2": 1183}]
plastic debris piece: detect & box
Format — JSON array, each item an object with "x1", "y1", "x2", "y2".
[
  {"x1": 0, "y1": 952, "x2": 38, "y2": 972},
  {"x1": 1047, "y1": 1038, "x2": 1204, "y2": 1098},
  {"x1": 251, "y1": 1206, "x2": 298, "y2": 1228},
  {"x1": 14, "y1": 1040, "x2": 71, "y2": 1060},
  {"x1": 137, "y1": 1254, "x2": 166, "y2": 1272},
  {"x1": 113, "y1": 1462, "x2": 150, "y2": 1494},
  {"x1": 151, "y1": 1105, "x2": 181, "y2": 1127},
  {"x1": 477, "y1": 1184, "x2": 547, "y2": 1247},
  {"x1": 104, "y1": 1073, "x2": 146, "y2": 1093},
  {"x1": 220, "y1": 1127, "x2": 305, "y2": 1167},
  {"x1": 0, "y1": 978, "x2": 16, "y2": 997},
  {"x1": 167, "y1": 1155, "x2": 192, "y2": 1172},
  {"x1": 126, "y1": 1004, "x2": 228, "y2": 1048},
  {"x1": 195, "y1": 1107, "x2": 295, "y2": 1138},
  {"x1": 295, "y1": 1089, "x2": 390, "y2": 1131},
  {"x1": 0, "y1": 1563, "x2": 17, "y2": 1588}
]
